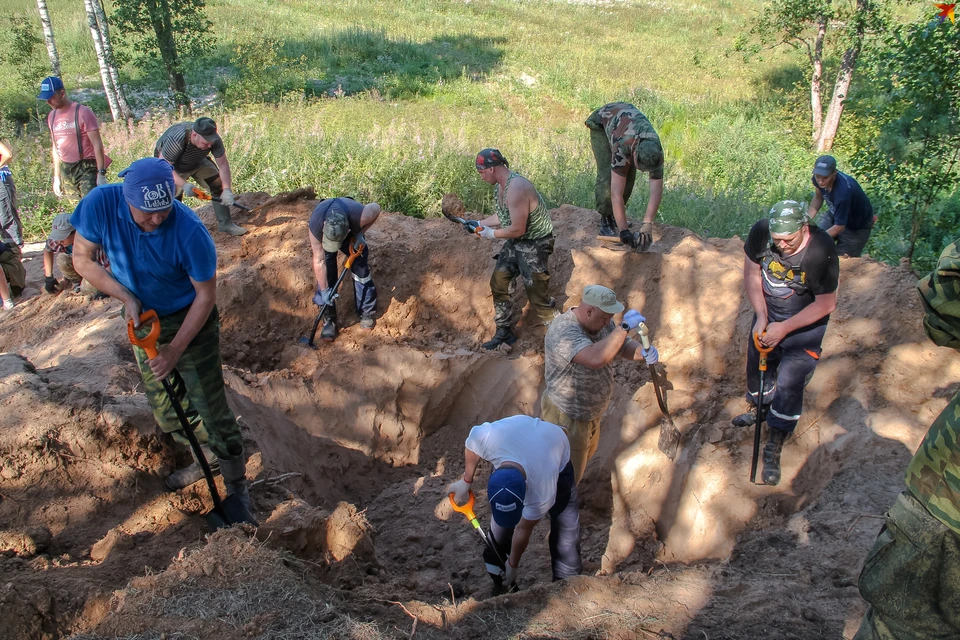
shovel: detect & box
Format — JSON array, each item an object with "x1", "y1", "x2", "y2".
[
  {"x1": 193, "y1": 188, "x2": 253, "y2": 211},
  {"x1": 300, "y1": 240, "x2": 365, "y2": 349},
  {"x1": 750, "y1": 332, "x2": 774, "y2": 484},
  {"x1": 127, "y1": 310, "x2": 258, "y2": 530},
  {"x1": 449, "y1": 490, "x2": 518, "y2": 594},
  {"x1": 638, "y1": 322, "x2": 681, "y2": 460},
  {"x1": 439, "y1": 207, "x2": 484, "y2": 235}
]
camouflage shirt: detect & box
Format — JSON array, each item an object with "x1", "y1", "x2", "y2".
[
  {"x1": 544, "y1": 310, "x2": 616, "y2": 421},
  {"x1": 495, "y1": 172, "x2": 553, "y2": 241},
  {"x1": 905, "y1": 239, "x2": 960, "y2": 535},
  {"x1": 589, "y1": 102, "x2": 664, "y2": 180}
]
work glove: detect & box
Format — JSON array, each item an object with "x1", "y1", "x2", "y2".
[
  {"x1": 462, "y1": 220, "x2": 481, "y2": 235},
  {"x1": 96, "y1": 173, "x2": 108, "y2": 187},
  {"x1": 52, "y1": 176, "x2": 63, "y2": 197},
  {"x1": 479, "y1": 226, "x2": 496, "y2": 240},
  {"x1": 447, "y1": 478, "x2": 472, "y2": 505},
  {"x1": 44, "y1": 276, "x2": 58, "y2": 294},
  {"x1": 182, "y1": 183, "x2": 196, "y2": 198},
  {"x1": 619, "y1": 228, "x2": 637, "y2": 248},
  {"x1": 353, "y1": 231, "x2": 367, "y2": 249},
  {"x1": 638, "y1": 221, "x2": 654, "y2": 251},
  {"x1": 621, "y1": 310, "x2": 644, "y2": 331},
  {"x1": 313, "y1": 287, "x2": 335, "y2": 307},
  {"x1": 643, "y1": 345, "x2": 659, "y2": 365},
  {"x1": 220, "y1": 188, "x2": 235, "y2": 206},
  {"x1": 505, "y1": 561, "x2": 518, "y2": 587}
]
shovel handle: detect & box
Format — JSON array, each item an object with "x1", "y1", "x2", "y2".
[
  {"x1": 638, "y1": 322, "x2": 651, "y2": 350},
  {"x1": 344, "y1": 242, "x2": 365, "y2": 269},
  {"x1": 449, "y1": 491, "x2": 478, "y2": 521},
  {"x1": 127, "y1": 310, "x2": 161, "y2": 359},
  {"x1": 753, "y1": 331, "x2": 774, "y2": 371}
]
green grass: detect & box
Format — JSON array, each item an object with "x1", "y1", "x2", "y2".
[{"x1": 0, "y1": 0, "x2": 935, "y2": 267}]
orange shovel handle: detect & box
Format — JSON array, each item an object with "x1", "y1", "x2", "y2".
[
  {"x1": 753, "y1": 331, "x2": 773, "y2": 371},
  {"x1": 344, "y1": 242, "x2": 365, "y2": 269},
  {"x1": 448, "y1": 490, "x2": 478, "y2": 521},
  {"x1": 127, "y1": 310, "x2": 161, "y2": 359},
  {"x1": 193, "y1": 188, "x2": 212, "y2": 201}
]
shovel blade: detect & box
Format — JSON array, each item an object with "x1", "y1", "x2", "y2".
[
  {"x1": 203, "y1": 493, "x2": 259, "y2": 532},
  {"x1": 298, "y1": 335, "x2": 319, "y2": 350},
  {"x1": 657, "y1": 418, "x2": 681, "y2": 460}
]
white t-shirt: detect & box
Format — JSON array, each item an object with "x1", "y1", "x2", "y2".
[{"x1": 465, "y1": 415, "x2": 571, "y2": 521}]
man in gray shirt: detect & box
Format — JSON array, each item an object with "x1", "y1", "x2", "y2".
[{"x1": 541, "y1": 285, "x2": 659, "y2": 484}]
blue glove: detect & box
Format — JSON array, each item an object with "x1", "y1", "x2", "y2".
[
  {"x1": 313, "y1": 287, "x2": 334, "y2": 307},
  {"x1": 621, "y1": 310, "x2": 645, "y2": 330},
  {"x1": 643, "y1": 345, "x2": 659, "y2": 365},
  {"x1": 462, "y1": 220, "x2": 480, "y2": 234},
  {"x1": 353, "y1": 231, "x2": 367, "y2": 249}
]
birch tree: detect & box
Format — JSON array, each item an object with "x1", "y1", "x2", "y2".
[
  {"x1": 83, "y1": 0, "x2": 133, "y2": 121},
  {"x1": 35, "y1": 0, "x2": 60, "y2": 77}
]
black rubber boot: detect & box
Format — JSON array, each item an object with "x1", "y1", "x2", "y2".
[
  {"x1": 732, "y1": 405, "x2": 768, "y2": 428},
  {"x1": 482, "y1": 327, "x2": 518, "y2": 350},
  {"x1": 219, "y1": 454, "x2": 252, "y2": 512},
  {"x1": 598, "y1": 215, "x2": 618, "y2": 239},
  {"x1": 761, "y1": 428, "x2": 789, "y2": 486},
  {"x1": 320, "y1": 320, "x2": 338, "y2": 342}
]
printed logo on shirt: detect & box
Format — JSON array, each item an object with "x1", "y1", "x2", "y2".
[
  {"x1": 142, "y1": 183, "x2": 171, "y2": 210},
  {"x1": 54, "y1": 119, "x2": 76, "y2": 132}
]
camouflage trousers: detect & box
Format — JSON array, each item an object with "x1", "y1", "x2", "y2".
[
  {"x1": 491, "y1": 235, "x2": 555, "y2": 329},
  {"x1": 0, "y1": 244, "x2": 25, "y2": 297},
  {"x1": 586, "y1": 109, "x2": 637, "y2": 222},
  {"x1": 854, "y1": 491, "x2": 960, "y2": 639},
  {"x1": 132, "y1": 305, "x2": 244, "y2": 461},
  {"x1": 54, "y1": 252, "x2": 99, "y2": 295},
  {"x1": 60, "y1": 159, "x2": 98, "y2": 200}
]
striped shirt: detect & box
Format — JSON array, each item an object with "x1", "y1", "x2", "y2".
[{"x1": 155, "y1": 122, "x2": 225, "y2": 171}]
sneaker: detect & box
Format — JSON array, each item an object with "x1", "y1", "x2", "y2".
[
  {"x1": 320, "y1": 320, "x2": 338, "y2": 342},
  {"x1": 482, "y1": 327, "x2": 518, "y2": 350},
  {"x1": 1, "y1": 298, "x2": 13, "y2": 311},
  {"x1": 360, "y1": 315, "x2": 376, "y2": 330}
]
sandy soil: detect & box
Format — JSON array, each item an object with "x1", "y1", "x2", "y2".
[{"x1": 0, "y1": 195, "x2": 956, "y2": 639}]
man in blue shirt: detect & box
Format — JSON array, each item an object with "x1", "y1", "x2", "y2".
[
  {"x1": 807, "y1": 155, "x2": 875, "y2": 257},
  {"x1": 70, "y1": 158, "x2": 251, "y2": 509}
]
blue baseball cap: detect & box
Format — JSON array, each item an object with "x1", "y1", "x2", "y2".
[
  {"x1": 118, "y1": 158, "x2": 175, "y2": 213},
  {"x1": 38, "y1": 76, "x2": 65, "y2": 100},
  {"x1": 487, "y1": 467, "x2": 525, "y2": 529}
]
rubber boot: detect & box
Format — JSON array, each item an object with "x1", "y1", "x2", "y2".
[
  {"x1": 483, "y1": 327, "x2": 518, "y2": 350},
  {"x1": 218, "y1": 454, "x2": 252, "y2": 512},
  {"x1": 761, "y1": 428, "x2": 789, "y2": 486},
  {"x1": 598, "y1": 215, "x2": 618, "y2": 240},
  {"x1": 213, "y1": 202, "x2": 247, "y2": 236},
  {"x1": 166, "y1": 444, "x2": 220, "y2": 490}
]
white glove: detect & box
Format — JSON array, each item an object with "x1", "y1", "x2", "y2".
[
  {"x1": 182, "y1": 183, "x2": 196, "y2": 198},
  {"x1": 220, "y1": 188, "x2": 235, "y2": 206},
  {"x1": 447, "y1": 478, "x2": 472, "y2": 504},
  {"x1": 643, "y1": 345, "x2": 659, "y2": 365},
  {"x1": 505, "y1": 561, "x2": 518, "y2": 586},
  {"x1": 96, "y1": 173, "x2": 108, "y2": 187},
  {"x1": 478, "y1": 226, "x2": 496, "y2": 240},
  {"x1": 53, "y1": 176, "x2": 63, "y2": 197}
]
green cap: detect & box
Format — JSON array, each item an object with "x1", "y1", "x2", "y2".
[
  {"x1": 582, "y1": 284, "x2": 625, "y2": 314},
  {"x1": 768, "y1": 200, "x2": 807, "y2": 235},
  {"x1": 321, "y1": 212, "x2": 350, "y2": 252}
]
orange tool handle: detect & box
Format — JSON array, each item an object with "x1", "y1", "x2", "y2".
[
  {"x1": 344, "y1": 242, "x2": 365, "y2": 269},
  {"x1": 449, "y1": 491, "x2": 478, "y2": 521},
  {"x1": 127, "y1": 310, "x2": 162, "y2": 359},
  {"x1": 753, "y1": 331, "x2": 773, "y2": 371},
  {"x1": 192, "y1": 188, "x2": 212, "y2": 201}
]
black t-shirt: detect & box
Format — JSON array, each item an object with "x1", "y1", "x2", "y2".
[
  {"x1": 811, "y1": 171, "x2": 873, "y2": 230},
  {"x1": 308, "y1": 197, "x2": 364, "y2": 242},
  {"x1": 744, "y1": 220, "x2": 839, "y2": 326}
]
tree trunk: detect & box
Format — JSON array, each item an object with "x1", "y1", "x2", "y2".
[
  {"x1": 35, "y1": 0, "x2": 60, "y2": 76},
  {"x1": 817, "y1": 0, "x2": 869, "y2": 152},
  {"x1": 810, "y1": 15, "x2": 826, "y2": 143},
  {"x1": 146, "y1": 0, "x2": 190, "y2": 114},
  {"x1": 84, "y1": 0, "x2": 122, "y2": 121},
  {"x1": 92, "y1": 0, "x2": 134, "y2": 121}
]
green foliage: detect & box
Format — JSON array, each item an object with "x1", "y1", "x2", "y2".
[
  {"x1": 222, "y1": 38, "x2": 308, "y2": 106},
  {"x1": 0, "y1": 14, "x2": 47, "y2": 88},
  {"x1": 852, "y1": 17, "x2": 960, "y2": 265}
]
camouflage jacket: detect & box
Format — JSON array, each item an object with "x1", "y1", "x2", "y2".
[
  {"x1": 906, "y1": 239, "x2": 960, "y2": 534},
  {"x1": 586, "y1": 102, "x2": 664, "y2": 179}
]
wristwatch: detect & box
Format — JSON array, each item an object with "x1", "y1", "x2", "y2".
[{"x1": 97, "y1": 169, "x2": 107, "y2": 175}]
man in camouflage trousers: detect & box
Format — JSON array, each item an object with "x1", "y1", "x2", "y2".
[
  {"x1": 469, "y1": 148, "x2": 556, "y2": 350},
  {"x1": 854, "y1": 238, "x2": 960, "y2": 639},
  {"x1": 585, "y1": 102, "x2": 664, "y2": 250}
]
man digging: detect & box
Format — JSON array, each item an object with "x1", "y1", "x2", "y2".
[{"x1": 733, "y1": 201, "x2": 839, "y2": 486}]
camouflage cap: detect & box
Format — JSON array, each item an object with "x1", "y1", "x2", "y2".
[
  {"x1": 321, "y1": 212, "x2": 350, "y2": 253},
  {"x1": 633, "y1": 139, "x2": 664, "y2": 173},
  {"x1": 917, "y1": 239, "x2": 960, "y2": 350},
  {"x1": 768, "y1": 200, "x2": 808, "y2": 235}
]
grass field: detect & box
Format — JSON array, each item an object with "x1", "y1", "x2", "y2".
[{"x1": 0, "y1": 0, "x2": 936, "y2": 267}]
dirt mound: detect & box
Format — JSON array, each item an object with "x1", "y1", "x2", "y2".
[{"x1": 0, "y1": 201, "x2": 957, "y2": 638}]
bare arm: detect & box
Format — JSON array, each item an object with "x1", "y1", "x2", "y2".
[
  {"x1": 478, "y1": 214, "x2": 500, "y2": 228},
  {"x1": 620, "y1": 337, "x2": 645, "y2": 361},
  {"x1": 0, "y1": 141, "x2": 12, "y2": 168},
  {"x1": 610, "y1": 171, "x2": 629, "y2": 231},
  {"x1": 807, "y1": 191, "x2": 824, "y2": 218},
  {"x1": 763, "y1": 291, "x2": 838, "y2": 347},
  {"x1": 744, "y1": 255, "x2": 768, "y2": 337},
  {"x1": 572, "y1": 326, "x2": 629, "y2": 369},
  {"x1": 50, "y1": 139, "x2": 61, "y2": 180},
  {"x1": 214, "y1": 154, "x2": 233, "y2": 191},
  {"x1": 494, "y1": 181, "x2": 534, "y2": 239},
  {"x1": 148, "y1": 276, "x2": 217, "y2": 379},
  {"x1": 508, "y1": 517, "x2": 539, "y2": 567},
  {"x1": 309, "y1": 232, "x2": 329, "y2": 288},
  {"x1": 644, "y1": 177, "x2": 663, "y2": 224},
  {"x1": 461, "y1": 447, "x2": 481, "y2": 483},
  {"x1": 43, "y1": 248, "x2": 54, "y2": 278},
  {"x1": 86, "y1": 129, "x2": 106, "y2": 172},
  {"x1": 358, "y1": 203, "x2": 381, "y2": 232}
]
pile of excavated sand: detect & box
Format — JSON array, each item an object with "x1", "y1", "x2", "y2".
[{"x1": 1, "y1": 197, "x2": 957, "y2": 638}]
